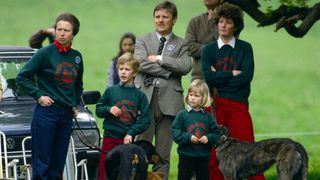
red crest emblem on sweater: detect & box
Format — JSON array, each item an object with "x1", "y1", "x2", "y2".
[
  {"x1": 215, "y1": 57, "x2": 238, "y2": 71},
  {"x1": 54, "y1": 62, "x2": 78, "y2": 89},
  {"x1": 187, "y1": 122, "x2": 208, "y2": 138},
  {"x1": 115, "y1": 100, "x2": 138, "y2": 124}
]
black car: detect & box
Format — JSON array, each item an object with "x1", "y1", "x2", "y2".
[{"x1": 0, "y1": 46, "x2": 101, "y2": 179}]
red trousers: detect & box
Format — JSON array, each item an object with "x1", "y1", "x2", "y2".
[
  {"x1": 206, "y1": 96, "x2": 265, "y2": 180},
  {"x1": 98, "y1": 137, "x2": 123, "y2": 180}
]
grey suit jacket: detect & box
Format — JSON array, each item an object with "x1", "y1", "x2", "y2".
[{"x1": 134, "y1": 32, "x2": 192, "y2": 116}]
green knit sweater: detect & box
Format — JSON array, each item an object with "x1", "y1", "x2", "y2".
[
  {"x1": 96, "y1": 84, "x2": 150, "y2": 139},
  {"x1": 16, "y1": 44, "x2": 83, "y2": 109},
  {"x1": 201, "y1": 39, "x2": 254, "y2": 104},
  {"x1": 171, "y1": 108, "x2": 219, "y2": 158}
]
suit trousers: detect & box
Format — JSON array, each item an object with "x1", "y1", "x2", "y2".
[{"x1": 136, "y1": 87, "x2": 174, "y2": 180}]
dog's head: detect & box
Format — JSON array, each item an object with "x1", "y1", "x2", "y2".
[
  {"x1": 133, "y1": 140, "x2": 164, "y2": 165},
  {"x1": 215, "y1": 125, "x2": 230, "y2": 147}
]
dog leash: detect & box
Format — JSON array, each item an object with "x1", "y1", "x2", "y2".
[
  {"x1": 73, "y1": 117, "x2": 108, "y2": 154},
  {"x1": 73, "y1": 109, "x2": 138, "y2": 155},
  {"x1": 210, "y1": 87, "x2": 218, "y2": 121},
  {"x1": 209, "y1": 87, "x2": 230, "y2": 149}
]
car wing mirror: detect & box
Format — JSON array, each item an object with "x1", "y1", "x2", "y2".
[{"x1": 82, "y1": 90, "x2": 101, "y2": 105}]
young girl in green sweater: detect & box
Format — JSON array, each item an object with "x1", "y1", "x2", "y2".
[{"x1": 171, "y1": 79, "x2": 220, "y2": 180}]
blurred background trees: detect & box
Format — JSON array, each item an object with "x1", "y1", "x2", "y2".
[{"x1": 226, "y1": 0, "x2": 320, "y2": 37}]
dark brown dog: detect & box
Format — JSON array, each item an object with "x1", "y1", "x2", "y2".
[
  {"x1": 215, "y1": 126, "x2": 308, "y2": 180},
  {"x1": 105, "y1": 140, "x2": 163, "y2": 180}
]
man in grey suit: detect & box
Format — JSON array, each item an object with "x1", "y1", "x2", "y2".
[{"x1": 134, "y1": 1, "x2": 192, "y2": 179}]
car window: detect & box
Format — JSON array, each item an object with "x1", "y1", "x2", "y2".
[{"x1": 0, "y1": 58, "x2": 31, "y2": 98}]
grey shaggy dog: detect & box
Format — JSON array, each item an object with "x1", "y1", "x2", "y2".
[{"x1": 215, "y1": 126, "x2": 308, "y2": 180}]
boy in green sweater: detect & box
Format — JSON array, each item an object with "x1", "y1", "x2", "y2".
[
  {"x1": 171, "y1": 79, "x2": 220, "y2": 180},
  {"x1": 96, "y1": 52, "x2": 150, "y2": 180}
]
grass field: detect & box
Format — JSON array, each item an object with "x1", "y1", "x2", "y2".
[{"x1": 1, "y1": 0, "x2": 320, "y2": 179}]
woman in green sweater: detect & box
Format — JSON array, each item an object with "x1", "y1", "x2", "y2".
[
  {"x1": 172, "y1": 79, "x2": 220, "y2": 180},
  {"x1": 16, "y1": 13, "x2": 82, "y2": 179}
]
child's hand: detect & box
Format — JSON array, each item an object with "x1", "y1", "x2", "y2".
[
  {"x1": 110, "y1": 106, "x2": 122, "y2": 117},
  {"x1": 199, "y1": 136, "x2": 208, "y2": 144},
  {"x1": 72, "y1": 107, "x2": 78, "y2": 119},
  {"x1": 232, "y1": 70, "x2": 241, "y2": 76},
  {"x1": 210, "y1": 66, "x2": 216, "y2": 72},
  {"x1": 124, "y1": 134, "x2": 132, "y2": 144},
  {"x1": 191, "y1": 135, "x2": 199, "y2": 144}
]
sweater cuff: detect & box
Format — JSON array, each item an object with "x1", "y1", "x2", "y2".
[
  {"x1": 35, "y1": 92, "x2": 42, "y2": 102},
  {"x1": 126, "y1": 130, "x2": 135, "y2": 137}
]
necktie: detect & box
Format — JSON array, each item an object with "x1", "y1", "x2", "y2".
[
  {"x1": 143, "y1": 37, "x2": 167, "y2": 87},
  {"x1": 157, "y1": 37, "x2": 167, "y2": 55}
]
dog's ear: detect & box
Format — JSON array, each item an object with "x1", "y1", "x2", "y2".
[
  {"x1": 214, "y1": 125, "x2": 230, "y2": 147},
  {"x1": 147, "y1": 171, "x2": 165, "y2": 180},
  {"x1": 214, "y1": 130, "x2": 225, "y2": 147},
  {"x1": 154, "y1": 172, "x2": 165, "y2": 178},
  {"x1": 134, "y1": 140, "x2": 164, "y2": 165},
  {"x1": 220, "y1": 126, "x2": 229, "y2": 139},
  {"x1": 150, "y1": 154, "x2": 161, "y2": 164}
]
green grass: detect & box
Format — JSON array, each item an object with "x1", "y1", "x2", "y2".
[{"x1": 1, "y1": 0, "x2": 320, "y2": 179}]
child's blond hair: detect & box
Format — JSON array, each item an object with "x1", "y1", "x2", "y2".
[
  {"x1": 116, "y1": 52, "x2": 140, "y2": 74},
  {"x1": 184, "y1": 79, "x2": 212, "y2": 108}
]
